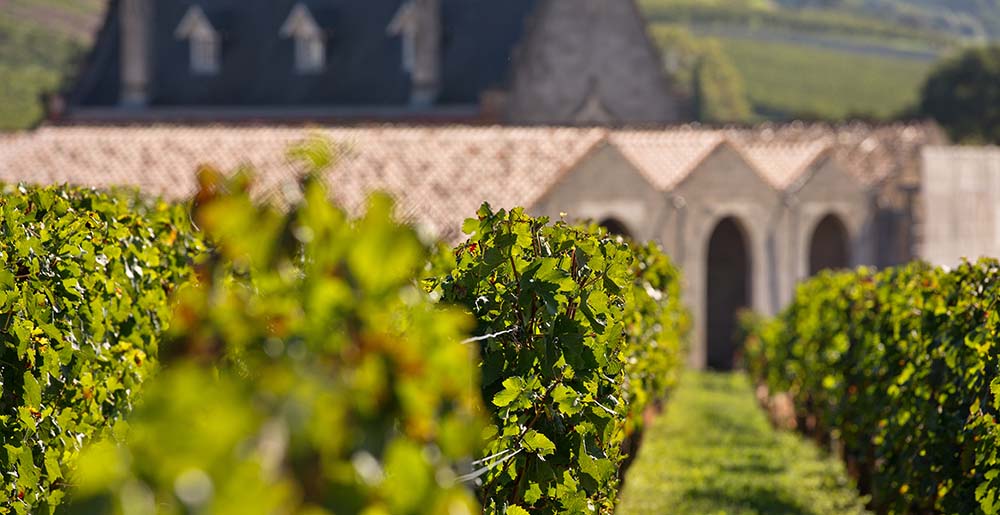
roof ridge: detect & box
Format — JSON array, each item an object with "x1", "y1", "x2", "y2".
[
  {"x1": 607, "y1": 130, "x2": 727, "y2": 191},
  {"x1": 737, "y1": 140, "x2": 835, "y2": 190},
  {"x1": 521, "y1": 128, "x2": 612, "y2": 208}
]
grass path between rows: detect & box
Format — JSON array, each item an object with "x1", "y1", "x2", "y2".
[{"x1": 618, "y1": 372, "x2": 870, "y2": 515}]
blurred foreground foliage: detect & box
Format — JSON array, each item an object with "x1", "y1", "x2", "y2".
[
  {"x1": 67, "y1": 169, "x2": 485, "y2": 515},
  {"x1": 746, "y1": 261, "x2": 1000, "y2": 514},
  {"x1": 2, "y1": 138, "x2": 688, "y2": 514}
]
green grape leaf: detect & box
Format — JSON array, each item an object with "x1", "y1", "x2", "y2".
[{"x1": 523, "y1": 431, "x2": 556, "y2": 457}]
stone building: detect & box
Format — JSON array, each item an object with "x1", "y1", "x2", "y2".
[
  {"x1": 0, "y1": 123, "x2": 943, "y2": 369},
  {"x1": 921, "y1": 146, "x2": 1000, "y2": 267},
  {"x1": 57, "y1": 0, "x2": 685, "y2": 125},
  {"x1": 9, "y1": 1, "x2": 956, "y2": 369}
]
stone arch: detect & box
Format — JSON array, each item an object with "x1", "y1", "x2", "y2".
[
  {"x1": 705, "y1": 216, "x2": 752, "y2": 371},
  {"x1": 808, "y1": 213, "x2": 850, "y2": 276},
  {"x1": 599, "y1": 217, "x2": 632, "y2": 238}
]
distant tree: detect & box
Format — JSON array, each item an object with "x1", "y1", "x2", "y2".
[
  {"x1": 651, "y1": 26, "x2": 753, "y2": 123},
  {"x1": 693, "y1": 43, "x2": 754, "y2": 123},
  {"x1": 919, "y1": 45, "x2": 1000, "y2": 144}
]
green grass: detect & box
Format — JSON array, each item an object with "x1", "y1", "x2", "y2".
[
  {"x1": 618, "y1": 372, "x2": 870, "y2": 515},
  {"x1": 0, "y1": 11, "x2": 91, "y2": 131},
  {"x1": 638, "y1": 0, "x2": 955, "y2": 48},
  {"x1": 716, "y1": 37, "x2": 934, "y2": 119},
  {"x1": 10, "y1": 0, "x2": 105, "y2": 17},
  {"x1": 5, "y1": 0, "x2": 104, "y2": 40},
  {"x1": 0, "y1": 64, "x2": 62, "y2": 131},
  {"x1": 638, "y1": 0, "x2": 952, "y2": 121},
  {"x1": 638, "y1": 0, "x2": 1000, "y2": 41}
]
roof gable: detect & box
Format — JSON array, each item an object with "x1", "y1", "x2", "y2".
[
  {"x1": 175, "y1": 6, "x2": 217, "y2": 40},
  {"x1": 609, "y1": 130, "x2": 726, "y2": 191},
  {"x1": 506, "y1": 0, "x2": 682, "y2": 124},
  {"x1": 670, "y1": 141, "x2": 781, "y2": 198},
  {"x1": 280, "y1": 4, "x2": 323, "y2": 39},
  {"x1": 794, "y1": 152, "x2": 868, "y2": 200},
  {"x1": 739, "y1": 142, "x2": 831, "y2": 190},
  {"x1": 725, "y1": 122, "x2": 947, "y2": 188}
]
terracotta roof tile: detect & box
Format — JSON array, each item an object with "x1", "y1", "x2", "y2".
[
  {"x1": 0, "y1": 126, "x2": 606, "y2": 240},
  {"x1": 724, "y1": 121, "x2": 946, "y2": 187},
  {"x1": 739, "y1": 142, "x2": 830, "y2": 190},
  {"x1": 0, "y1": 122, "x2": 944, "y2": 239},
  {"x1": 609, "y1": 129, "x2": 726, "y2": 190},
  {"x1": 325, "y1": 127, "x2": 606, "y2": 238},
  {"x1": 0, "y1": 135, "x2": 29, "y2": 167}
]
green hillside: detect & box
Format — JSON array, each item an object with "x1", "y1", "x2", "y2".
[
  {"x1": 717, "y1": 36, "x2": 934, "y2": 119},
  {"x1": 776, "y1": 0, "x2": 1000, "y2": 40},
  {"x1": 638, "y1": 0, "x2": 955, "y2": 49},
  {"x1": 0, "y1": 0, "x2": 103, "y2": 131},
  {"x1": 640, "y1": 0, "x2": 1000, "y2": 42},
  {"x1": 639, "y1": 0, "x2": 957, "y2": 121}
]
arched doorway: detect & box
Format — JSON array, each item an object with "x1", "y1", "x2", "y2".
[
  {"x1": 809, "y1": 214, "x2": 850, "y2": 276},
  {"x1": 706, "y1": 217, "x2": 751, "y2": 371},
  {"x1": 599, "y1": 218, "x2": 631, "y2": 238}
]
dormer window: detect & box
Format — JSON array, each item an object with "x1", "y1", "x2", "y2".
[
  {"x1": 175, "y1": 6, "x2": 220, "y2": 75},
  {"x1": 387, "y1": 1, "x2": 420, "y2": 73},
  {"x1": 387, "y1": 0, "x2": 442, "y2": 106},
  {"x1": 281, "y1": 4, "x2": 325, "y2": 74}
]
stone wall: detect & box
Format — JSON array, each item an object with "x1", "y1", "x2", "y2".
[
  {"x1": 783, "y1": 157, "x2": 875, "y2": 306},
  {"x1": 530, "y1": 140, "x2": 875, "y2": 369},
  {"x1": 663, "y1": 145, "x2": 784, "y2": 368},
  {"x1": 506, "y1": 0, "x2": 683, "y2": 125},
  {"x1": 531, "y1": 141, "x2": 665, "y2": 241},
  {"x1": 920, "y1": 146, "x2": 1000, "y2": 267}
]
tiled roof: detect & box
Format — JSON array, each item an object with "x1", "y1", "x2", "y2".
[
  {"x1": 610, "y1": 130, "x2": 726, "y2": 190},
  {"x1": 327, "y1": 127, "x2": 606, "y2": 237},
  {"x1": 725, "y1": 121, "x2": 945, "y2": 187},
  {"x1": 0, "y1": 126, "x2": 606, "y2": 240},
  {"x1": 0, "y1": 122, "x2": 943, "y2": 239},
  {"x1": 739, "y1": 141, "x2": 830, "y2": 191},
  {"x1": 0, "y1": 135, "x2": 29, "y2": 167}
]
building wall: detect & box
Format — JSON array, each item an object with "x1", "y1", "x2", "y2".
[
  {"x1": 2, "y1": 123, "x2": 885, "y2": 371},
  {"x1": 533, "y1": 143, "x2": 780, "y2": 369},
  {"x1": 530, "y1": 141, "x2": 664, "y2": 241},
  {"x1": 506, "y1": 0, "x2": 682, "y2": 125},
  {"x1": 661, "y1": 146, "x2": 783, "y2": 368},
  {"x1": 781, "y1": 157, "x2": 875, "y2": 306},
  {"x1": 531, "y1": 142, "x2": 875, "y2": 369},
  {"x1": 920, "y1": 146, "x2": 1000, "y2": 267}
]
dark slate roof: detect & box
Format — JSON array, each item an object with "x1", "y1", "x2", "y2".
[{"x1": 69, "y1": 0, "x2": 538, "y2": 108}]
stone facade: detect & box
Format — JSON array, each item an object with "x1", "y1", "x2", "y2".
[
  {"x1": 531, "y1": 134, "x2": 875, "y2": 369},
  {"x1": 921, "y1": 146, "x2": 1000, "y2": 267},
  {"x1": 2, "y1": 123, "x2": 940, "y2": 369},
  {"x1": 506, "y1": 0, "x2": 682, "y2": 125},
  {"x1": 27, "y1": 1, "x2": 962, "y2": 369}
]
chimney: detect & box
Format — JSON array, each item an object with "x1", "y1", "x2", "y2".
[
  {"x1": 411, "y1": 0, "x2": 441, "y2": 106},
  {"x1": 120, "y1": 0, "x2": 152, "y2": 107}
]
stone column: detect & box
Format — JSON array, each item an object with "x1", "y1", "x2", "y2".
[
  {"x1": 120, "y1": 0, "x2": 152, "y2": 107},
  {"x1": 410, "y1": 0, "x2": 441, "y2": 106}
]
